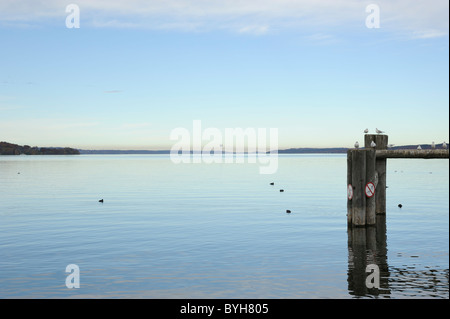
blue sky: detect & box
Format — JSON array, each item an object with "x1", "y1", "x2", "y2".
[{"x1": 0, "y1": 0, "x2": 448, "y2": 150}]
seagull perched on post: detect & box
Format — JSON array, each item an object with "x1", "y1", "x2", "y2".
[
  {"x1": 417, "y1": 145, "x2": 422, "y2": 150},
  {"x1": 443, "y1": 142, "x2": 447, "y2": 149},
  {"x1": 364, "y1": 128, "x2": 369, "y2": 134},
  {"x1": 376, "y1": 128, "x2": 384, "y2": 134},
  {"x1": 354, "y1": 141, "x2": 360, "y2": 149},
  {"x1": 370, "y1": 141, "x2": 376, "y2": 148},
  {"x1": 431, "y1": 141, "x2": 435, "y2": 149}
]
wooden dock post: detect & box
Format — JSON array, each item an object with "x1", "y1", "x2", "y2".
[
  {"x1": 351, "y1": 149, "x2": 367, "y2": 226},
  {"x1": 365, "y1": 134, "x2": 388, "y2": 214},
  {"x1": 347, "y1": 134, "x2": 448, "y2": 227},
  {"x1": 365, "y1": 149, "x2": 377, "y2": 225},
  {"x1": 347, "y1": 150, "x2": 353, "y2": 225},
  {"x1": 349, "y1": 148, "x2": 376, "y2": 226}
]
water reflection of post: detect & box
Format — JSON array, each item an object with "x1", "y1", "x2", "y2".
[
  {"x1": 375, "y1": 214, "x2": 389, "y2": 294},
  {"x1": 347, "y1": 215, "x2": 390, "y2": 297}
]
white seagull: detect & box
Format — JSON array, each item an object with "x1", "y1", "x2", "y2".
[
  {"x1": 443, "y1": 142, "x2": 447, "y2": 149},
  {"x1": 364, "y1": 128, "x2": 369, "y2": 134},
  {"x1": 387, "y1": 144, "x2": 395, "y2": 148},
  {"x1": 354, "y1": 141, "x2": 359, "y2": 148},
  {"x1": 431, "y1": 141, "x2": 435, "y2": 149},
  {"x1": 417, "y1": 145, "x2": 422, "y2": 150},
  {"x1": 376, "y1": 128, "x2": 384, "y2": 134},
  {"x1": 370, "y1": 141, "x2": 376, "y2": 148}
]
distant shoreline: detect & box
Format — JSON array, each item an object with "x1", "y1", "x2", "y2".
[
  {"x1": 2, "y1": 141, "x2": 445, "y2": 155},
  {"x1": 77, "y1": 149, "x2": 348, "y2": 154},
  {"x1": 0, "y1": 141, "x2": 80, "y2": 155},
  {"x1": 78, "y1": 144, "x2": 445, "y2": 155}
]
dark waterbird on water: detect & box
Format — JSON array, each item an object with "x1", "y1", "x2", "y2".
[
  {"x1": 99, "y1": 199, "x2": 104, "y2": 203},
  {"x1": 270, "y1": 182, "x2": 274, "y2": 185},
  {"x1": 398, "y1": 204, "x2": 402, "y2": 208},
  {"x1": 286, "y1": 210, "x2": 291, "y2": 214},
  {"x1": 280, "y1": 189, "x2": 284, "y2": 192}
]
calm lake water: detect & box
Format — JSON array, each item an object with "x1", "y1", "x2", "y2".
[{"x1": 0, "y1": 154, "x2": 448, "y2": 298}]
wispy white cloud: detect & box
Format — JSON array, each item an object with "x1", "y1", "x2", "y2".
[
  {"x1": 0, "y1": 0, "x2": 448, "y2": 38},
  {"x1": 304, "y1": 33, "x2": 340, "y2": 45},
  {"x1": 412, "y1": 30, "x2": 448, "y2": 39},
  {"x1": 238, "y1": 25, "x2": 270, "y2": 35},
  {"x1": 91, "y1": 20, "x2": 140, "y2": 29}
]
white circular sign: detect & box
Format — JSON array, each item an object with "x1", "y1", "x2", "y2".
[
  {"x1": 347, "y1": 184, "x2": 353, "y2": 200},
  {"x1": 365, "y1": 182, "x2": 375, "y2": 198}
]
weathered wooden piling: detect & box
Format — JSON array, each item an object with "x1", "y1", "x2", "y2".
[
  {"x1": 365, "y1": 149, "x2": 377, "y2": 225},
  {"x1": 351, "y1": 149, "x2": 367, "y2": 226},
  {"x1": 347, "y1": 148, "x2": 376, "y2": 226},
  {"x1": 365, "y1": 134, "x2": 388, "y2": 215},
  {"x1": 347, "y1": 134, "x2": 449, "y2": 227},
  {"x1": 347, "y1": 150, "x2": 353, "y2": 225}
]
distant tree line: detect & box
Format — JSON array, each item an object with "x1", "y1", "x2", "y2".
[{"x1": 0, "y1": 142, "x2": 80, "y2": 155}]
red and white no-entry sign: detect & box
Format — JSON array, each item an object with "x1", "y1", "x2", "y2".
[
  {"x1": 347, "y1": 184, "x2": 353, "y2": 200},
  {"x1": 365, "y1": 182, "x2": 375, "y2": 198}
]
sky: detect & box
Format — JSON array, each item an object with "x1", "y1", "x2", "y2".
[{"x1": 0, "y1": 0, "x2": 448, "y2": 150}]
